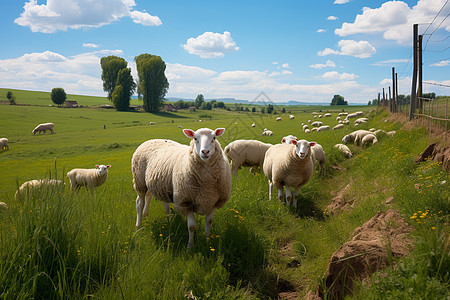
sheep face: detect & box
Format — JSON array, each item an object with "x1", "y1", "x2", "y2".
[
  {"x1": 342, "y1": 135, "x2": 351, "y2": 143},
  {"x1": 292, "y1": 139, "x2": 316, "y2": 159},
  {"x1": 96, "y1": 164, "x2": 111, "y2": 176},
  {"x1": 183, "y1": 128, "x2": 225, "y2": 161}
]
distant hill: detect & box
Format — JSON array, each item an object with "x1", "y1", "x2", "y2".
[{"x1": 164, "y1": 97, "x2": 331, "y2": 106}]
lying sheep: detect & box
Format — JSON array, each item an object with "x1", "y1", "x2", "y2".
[
  {"x1": 303, "y1": 124, "x2": 309, "y2": 131},
  {"x1": 251, "y1": 123, "x2": 256, "y2": 127},
  {"x1": 261, "y1": 130, "x2": 273, "y2": 136},
  {"x1": 386, "y1": 130, "x2": 396, "y2": 137},
  {"x1": 67, "y1": 165, "x2": 111, "y2": 190},
  {"x1": 281, "y1": 135, "x2": 298, "y2": 144},
  {"x1": 334, "y1": 144, "x2": 353, "y2": 158},
  {"x1": 324, "y1": 113, "x2": 332, "y2": 117},
  {"x1": 311, "y1": 121, "x2": 323, "y2": 127},
  {"x1": 361, "y1": 134, "x2": 378, "y2": 146},
  {"x1": 263, "y1": 139, "x2": 316, "y2": 208},
  {"x1": 311, "y1": 143, "x2": 326, "y2": 176},
  {"x1": 276, "y1": 117, "x2": 281, "y2": 121},
  {"x1": 332, "y1": 124, "x2": 344, "y2": 130},
  {"x1": 354, "y1": 118, "x2": 368, "y2": 125},
  {"x1": 224, "y1": 139, "x2": 272, "y2": 177},
  {"x1": 0, "y1": 202, "x2": 8, "y2": 210},
  {"x1": 338, "y1": 112, "x2": 348, "y2": 116},
  {"x1": 32, "y1": 122, "x2": 54, "y2": 134},
  {"x1": 132, "y1": 128, "x2": 231, "y2": 248},
  {"x1": 342, "y1": 130, "x2": 372, "y2": 145},
  {"x1": 0, "y1": 138, "x2": 9, "y2": 150},
  {"x1": 15, "y1": 179, "x2": 64, "y2": 200},
  {"x1": 317, "y1": 125, "x2": 330, "y2": 132},
  {"x1": 289, "y1": 115, "x2": 295, "y2": 120},
  {"x1": 304, "y1": 129, "x2": 311, "y2": 133}
]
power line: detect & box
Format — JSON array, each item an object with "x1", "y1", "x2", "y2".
[
  {"x1": 424, "y1": 45, "x2": 450, "y2": 52},
  {"x1": 423, "y1": 81, "x2": 450, "y2": 88},
  {"x1": 422, "y1": 0, "x2": 449, "y2": 35},
  {"x1": 424, "y1": 10, "x2": 450, "y2": 50},
  {"x1": 398, "y1": 51, "x2": 412, "y2": 78}
]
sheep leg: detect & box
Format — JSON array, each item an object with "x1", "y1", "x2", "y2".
[
  {"x1": 205, "y1": 209, "x2": 214, "y2": 238},
  {"x1": 292, "y1": 187, "x2": 300, "y2": 208},
  {"x1": 135, "y1": 191, "x2": 146, "y2": 227},
  {"x1": 285, "y1": 187, "x2": 293, "y2": 206},
  {"x1": 143, "y1": 190, "x2": 152, "y2": 217},
  {"x1": 187, "y1": 211, "x2": 197, "y2": 248},
  {"x1": 277, "y1": 189, "x2": 284, "y2": 204},
  {"x1": 162, "y1": 201, "x2": 172, "y2": 220},
  {"x1": 268, "y1": 180, "x2": 273, "y2": 200}
]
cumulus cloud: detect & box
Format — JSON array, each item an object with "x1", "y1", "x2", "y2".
[
  {"x1": 334, "y1": 0, "x2": 351, "y2": 3},
  {"x1": 327, "y1": 16, "x2": 338, "y2": 20},
  {"x1": 321, "y1": 71, "x2": 358, "y2": 80},
  {"x1": 372, "y1": 58, "x2": 410, "y2": 66},
  {"x1": 317, "y1": 29, "x2": 326, "y2": 33},
  {"x1": 281, "y1": 63, "x2": 290, "y2": 69},
  {"x1": 318, "y1": 40, "x2": 376, "y2": 58},
  {"x1": 183, "y1": 31, "x2": 239, "y2": 58},
  {"x1": 83, "y1": 43, "x2": 99, "y2": 48},
  {"x1": 310, "y1": 60, "x2": 336, "y2": 69},
  {"x1": 335, "y1": 0, "x2": 450, "y2": 45},
  {"x1": 430, "y1": 60, "x2": 449, "y2": 67},
  {"x1": 14, "y1": 0, "x2": 161, "y2": 33}
]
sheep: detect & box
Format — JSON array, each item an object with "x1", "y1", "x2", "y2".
[
  {"x1": 355, "y1": 111, "x2": 364, "y2": 117},
  {"x1": 338, "y1": 112, "x2": 348, "y2": 116},
  {"x1": 311, "y1": 143, "x2": 326, "y2": 176},
  {"x1": 67, "y1": 165, "x2": 111, "y2": 190},
  {"x1": 224, "y1": 139, "x2": 272, "y2": 177},
  {"x1": 32, "y1": 122, "x2": 54, "y2": 134},
  {"x1": 324, "y1": 113, "x2": 332, "y2": 117},
  {"x1": 336, "y1": 116, "x2": 341, "y2": 121},
  {"x1": 332, "y1": 124, "x2": 344, "y2": 130},
  {"x1": 0, "y1": 202, "x2": 8, "y2": 210},
  {"x1": 289, "y1": 115, "x2": 295, "y2": 120},
  {"x1": 303, "y1": 124, "x2": 309, "y2": 131},
  {"x1": 311, "y1": 127, "x2": 318, "y2": 132},
  {"x1": 263, "y1": 139, "x2": 316, "y2": 208},
  {"x1": 334, "y1": 144, "x2": 353, "y2": 158},
  {"x1": 342, "y1": 130, "x2": 372, "y2": 145},
  {"x1": 317, "y1": 125, "x2": 330, "y2": 132},
  {"x1": 149, "y1": 122, "x2": 156, "y2": 125},
  {"x1": 178, "y1": 125, "x2": 182, "y2": 128},
  {"x1": 281, "y1": 135, "x2": 298, "y2": 144},
  {"x1": 307, "y1": 119, "x2": 311, "y2": 123},
  {"x1": 132, "y1": 128, "x2": 231, "y2": 248},
  {"x1": 276, "y1": 117, "x2": 281, "y2": 121},
  {"x1": 369, "y1": 128, "x2": 376, "y2": 132},
  {"x1": 311, "y1": 121, "x2": 323, "y2": 127},
  {"x1": 251, "y1": 123, "x2": 256, "y2": 127},
  {"x1": 345, "y1": 113, "x2": 357, "y2": 120},
  {"x1": 0, "y1": 138, "x2": 9, "y2": 150},
  {"x1": 261, "y1": 130, "x2": 273, "y2": 136},
  {"x1": 198, "y1": 120, "x2": 203, "y2": 122},
  {"x1": 304, "y1": 129, "x2": 311, "y2": 133},
  {"x1": 386, "y1": 130, "x2": 396, "y2": 137},
  {"x1": 318, "y1": 115, "x2": 323, "y2": 118},
  {"x1": 361, "y1": 133, "x2": 378, "y2": 146},
  {"x1": 15, "y1": 179, "x2": 64, "y2": 200},
  {"x1": 354, "y1": 118, "x2": 368, "y2": 125}
]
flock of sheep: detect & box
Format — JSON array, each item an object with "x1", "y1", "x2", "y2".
[{"x1": 3, "y1": 111, "x2": 396, "y2": 249}]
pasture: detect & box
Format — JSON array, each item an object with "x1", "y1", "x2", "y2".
[{"x1": 0, "y1": 96, "x2": 448, "y2": 299}]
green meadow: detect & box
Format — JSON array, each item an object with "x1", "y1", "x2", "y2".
[{"x1": 0, "y1": 90, "x2": 448, "y2": 299}]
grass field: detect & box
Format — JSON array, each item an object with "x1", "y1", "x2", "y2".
[{"x1": 0, "y1": 92, "x2": 448, "y2": 299}]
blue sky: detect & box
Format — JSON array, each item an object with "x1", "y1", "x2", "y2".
[{"x1": 0, "y1": 0, "x2": 449, "y2": 104}]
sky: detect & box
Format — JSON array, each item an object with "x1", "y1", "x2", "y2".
[{"x1": 0, "y1": 0, "x2": 449, "y2": 104}]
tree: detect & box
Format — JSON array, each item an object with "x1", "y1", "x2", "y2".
[
  {"x1": 112, "y1": 68, "x2": 136, "y2": 111},
  {"x1": 205, "y1": 102, "x2": 212, "y2": 110},
  {"x1": 217, "y1": 101, "x2": 225, "y2": 108},
  {"x1": 330, "y1": 94, "x2": 348, "y2": 106},
  {"x1": 195, "y1": 94, "x2": 205, "y2": 109},
  {"x1": 135, "y1": 54, "x2": 169, "y2": 112},
  {"x1": 368, "y1": 100, "x2": 372, "y2": 106},
  {"x1": 6, "y1": 91, "x2": 16, "y2": 105},
  {"x1": 252, "y1": 107, "x2": 256, "y2": 113},
  {"x1": 282, "y1": 107, "x2": 286, "y2": 113},
  {"x1": 51, "y1": 87, "x2": 67, "y2": 105},
  {"x1": 100, "y1": 56, "x2": 127, "y2": 100},
  {"x1": 261, "y1": 107, "x2": 265, "y2": 114},
  {"x1": 267, "y1": 104, "x2": 274, "y2": 114}
]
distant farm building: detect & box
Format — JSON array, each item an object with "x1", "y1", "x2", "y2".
[
  {"x1": 65, "y1": 100, "x2": 78, "y2": 108},
  {"x1": 163, "y1": 103, "x2": 177, "y2": 112}
]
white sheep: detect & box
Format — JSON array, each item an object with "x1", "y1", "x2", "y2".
[
  {"x1": 276, "y1": 117, "x2": 281, "y2": 121},
  {"x1": 317, "y1": 125, "x2": 330, "y2": 132},
  {"x1": 361, "y1": 134, "x2": 378, "y2": 146},
  {"x1": 224, "y1": 139, "x2": 272, "y2": 177},
  {"x1": 311, "y1": 121, "x2": 323, "y2": 127},
  {"x1": 0, "y1": 202, "x2": 8, "y2": 210},
  {"x1": 261, "y1": 130, "x2": 273, "y2": 136},
  {"x1": 311, "y1": 127, "x2": 318, "y2": 132},
  {"x1": 149, "y1": 122, "x2": 156, "y2": 125},
  {"x1": 386, "y1": 130, "x2": 396, "y2": 137},
  {"x1": 334, "y1": 144, "x2": 353, "y2": 158},
  {"x1": 289, "y1": 115, "x2": 295, "y2": 120},
  {"x1": 345, "y1": 113, "x2": 357, "y2": 120},
  {"x1": 32, "y1": 122, "x2": 54, "y2": 134},
  {"x1": 318, "y1": 115, "x2": 323, "y2": 118},
  {"x1": 304, "y1": 129, "x2": 311, "y2": 133},
  {"x1": 251, "y1": 123, "x2": 256, "y2": 127},
  {"x1": 302, "y1": 124, "x2": 309, "y2": 131},
  {"x1": 342, "y1": 130, "x2": 372, "y2": 145},
  {"x1": 263, "y1": 139, "x2": 316, "y2": 208},
  {"x1": 354, "y1": 118, "x2": 368, "y2": 125},
  {"x1": 281, "y1": 135, "x2": 298, "y2": 144},
  {"x1": 324, "y1": 113, "x2": 332, "y2": 117},
  {"x1": 355, "y1": 111, "x2": 364, "y2": 117},
  {"x1": 132, "y1": 128, "x2": 231, "y2": 248},
  {"x1": 336, "y1": 116, "x2": 341, "y2": 121},
  {"x1": 67, "y1": 165, "x2": 111, "y2": 190},
  {"x1": 332, "y1": 124, "x2": 344, "y2": 130},
  {"x1": 15, "y1": 179, "x2": 64, "y2": 200},
  {"x1": 311, "y1": 143, "x2": 326, "y2": 176},
  {"x1": 0, "y1": 138, "x2": 9, "y2": 150}
]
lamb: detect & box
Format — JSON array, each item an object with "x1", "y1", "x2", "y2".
[
  {"x1": 261, "y1": 130, "x2": 273, "y2": 136},
  {"x1": 317, "y1": 125, "x2": 330, "y2": 132},
  {"x1": 311, "y1": 143, "x2": 326, "y2": 176},
  {"x1": 224, "y1": 139, "x2": 272, "y2": 177},
  {"x1": 334, "y1": 144, "x2": 353, "y2": 158},
  {"x1": 361, "y1": 133, "x2": 378, "y2": 146},
  {"x1": 32, "y1": 122, "x2": 54, "y2": 134},
  {"x1": 342, "y1": 130, "x2": 372, "y2": 145},
  {"x1": 276, "y1": 117, "x2": 281, "y2": 121},
  {"x1": 289, "y1": 115, "x2": 295, "y2": 120},
  {"x1": 332, "y1": 124, "x2": 344, "y2": 130},
  {"x1": 15, "y1": 179, "x2": 64, "y2": 200},
  {"x1": 263, "y1": 139, "x2": 316, "y2": 208},
  {"x1": 0, "y1": 138, "x2": 9, "y2": 150},
  {"x1": 67, "y1": 164, "x2": 111, "y2": 190},
  {"x1": 281, "y1": 135, "x2": 298, "y2": 144},
  {"x1": 132, "y1": 128, "x2": 231, "y2": 248}
]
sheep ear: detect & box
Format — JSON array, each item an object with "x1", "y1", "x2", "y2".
[
  {"x1": 96, "y1": 165, "x2": 99, "y2": 168},
  {"x1": 309, "y1": 142, "x2": 317, "y2": 147},
  {"x1": 281, "y1": 138, "x2": 286, "y2": 143},
  {"x1": 214, "y1": 128, "x2": 225, "y2": 137},
  {"x1": 291, "y1": 140, "x2": 297, "y2": 145},
  {"x1": 183, "y1": 129, "x2": 195, "y2": 139},
  {"x1": 106, "y1": 165, "x2": 111, "y2": 168}
]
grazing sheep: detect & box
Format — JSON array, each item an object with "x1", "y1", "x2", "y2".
[
  {"x1": 324, "y1": 113, "x2": 332, "y2": 117},
  {"x1": 311, "y1": 127, "x2": 318, "y2": 132},
  {"x1": 149, "y1": 122, "x2": 156, "y2": 125},
  {"x1": 317, "y1": 125, "x2": 330, "y2": 132},
  {"x1": 308, "y1": 119, "x2": 311, "y2": 123},
  {"x1": 304, "y1": 129, "x2": 311, "y2": 133},
  {"x1": 336, "y1": 116, "x2": 341, "y2": 121},
  {"x1": 345, "y1": 113, "x2": 357, "y2": 120},
  {"x1": 318, "y1": 115, "x2": 323, "y2": 118},
  {"x1": 276, "y1": 117, "x2": 281, "y2": 121},
  {"x1": 338, "y1": 112, "x2": 348, "y2": 116},
  {"x1": 224, "y1": 139, "x2": 272, "y2": 177},
  {"x1": 15, "y1": 179, "x2": 64, "y2": 200},
  {"x1": 132, "y1": 128, "x2": 231, "y2": 248},
  {"x1": 281, "y1": 135, "x2": 298, "y2": 144},
  {"x1": 0, "y1": 202, "x2": 8, "y2": 210},
  {"x1": 261, "y1": 130, "x2": 273, "y2": 136},
  {"x1": 0, "y1": 138, "x2": 9, "y2": 150},
  {"x1": 32, "y1": 122, "x2": 54, "y2": 134},
  {"x1": 342, "y1": 130, "x2": 372, "y2": 145},
  {"x1": 334, "y1": 144, "x2": 353, "y2": 158},
  {"x1": 289, "y1": 115, "x2": 295, "y2": 120},
  {"x1": 178, "y1": 125, "x2": 182, "y2": 128},
  {"x1": 355, "y1": 111, "x2": 364, "y2": 117},
  {"x1": 198, "y1": 120, "x2": 203, "y2": 122},
  {"x1": 361, "y1": 134, "x2": 378, "y2": 146},
  {"x1": 332, "y1": 124, "x2": 344, "y2": 130},
  {"x1": 369, "y1": 128, "x2": 376, "y2": 132},
  {"x1": 311, "y1": 143, "x2": 326, "y2": 176},
  {"x1": 303, "y1": 124, "x2": 309, "y2": 131},
  {"x1": 251, "y1": 123, "x2": 256, "y2": 127},
  {"x1": 263, "y1": 139, "x2": 316, "y2": 208},
  {"x1": 311, "y1": 121, "x2": 323, "y2": 127},
  {"x1": 67, "y1": 165, "x2": 111, "y2": 190},
  {"x1": 354, "y1": 118, "x2": 368, "y2": 125}
]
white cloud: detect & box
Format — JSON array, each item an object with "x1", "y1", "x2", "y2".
[
  {"x1": 372, "y1": 59, "x2": 410, "y2": 66},
  {"x1": 318, "y1": 40, "x2": 376, "y2": 58},
  {"x1": 183, "y1": 31, "x2": 239, "y2": 58},
  {"x1": 327, "y1": 16, "x2": 338, "y2": 20},
  {"x1": 430, "y1": 60, "x2": 449, "y2": 67},
  {"x1": 281, "y1": 63, "x2": 290, "y2": 69},
  {"x1": 322, "y1": 71, "x2": 358, "y2": 80},
  {"x1": 317, "y1": 29, "x2": 326, "y2": 33},
  {"x1": 83, "y1": 43, "x2": 100, "y2": 48},
  {"x1": 335, "y1": 0, "x2": 450, "y2": 45},
  {"x1": 310, "y1": 60, "x2": 336, "y2": 69},
  {"x1": 14, "y1": 0, "x2": 161, "y2": 33},
  {"x1": 334, "y1": 0, "x2": 350, "y2": 4}
]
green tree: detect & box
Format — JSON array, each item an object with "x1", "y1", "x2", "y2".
[
  {"x1": 252, "y1": 107, "x2": 256, "y2": 113},
  {"x1": 112, "y1": 67, "x2": 136, "y2": 111},
  {"x1": 282, "y1": 107, "x2": 286, "y2": 113},
  {"x1": 111, "y1": 85, "x2": 125, "y2": 110},
  {"x1": 267, "y1": 104, "x2": 274, "y2": 114},
  {"x1": 135, "y1": 54, "x2": 169, "y2": 112},
  {"x1": 330, "y1": 94, "x2": 348, "y2": 106},
  {"x1": 6, "y1": 91, "x2": 16, "y2": 105},
  {"x1": 205, "y1": 102, "x2": 212, "y2": 110},
  {"x1": 261, "y1": 107, "x2": 265, "y2": 114},
  {"x1": 51, "y1": 87, "x2": 67, "y2": 106},
  {"x1": 195, "y1": 94, "x2": 205, "y2": 109},
  {"x1": 368, "y1": 100, "x2": 372, "y2": 106},
  {"x1": 100, "y1": 56, "x2": 127, "y2": 100},
  {"x1": 217, "y1": 101, "x2": 225, "y2": 108}
]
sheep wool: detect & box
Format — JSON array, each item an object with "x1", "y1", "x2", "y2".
[
  {"x1": 311, "y1": 143, "x2": 326, "y2": 176},
  {"x1": 67, "y1": 165, "x2": 111, "y2": 190},
  {"x1": 224, "y1": 139, "x2": 272, "y2": 177},
  {"x1": 32, "y1": 123, "x2": 54, "y2": 134},
  {"x1": 334, "y1": 144, "x2": 353, "y2": 158},
  {"x1": 0, "y1": 138, "x2": 8, "y2": 150},
  {"x1": 132, "y1": 128, "x2": 231, "y2": 248},
  {"x1": 15, "y1": 179, "x2": 64, "y2": 200},
  {"x1": 263, "y1": 139, "x2": 316, "y2": 208},
  {"x1": 342, "y1": 130, "x2": 372, "y2": 145},
  {"x1": 361, "y1": 134, "x2": 378, "y2": 146}
]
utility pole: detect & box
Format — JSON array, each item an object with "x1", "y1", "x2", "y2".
[
  {"x1": 392, "y1": 67, "x2": 396, "y2": 113},
  {"x1": 377, "y1": 92, "x2": 380, "y2": 107},
  {"x1": 410, "y1": 24, "x2": 418, "y2": 121},
  {"x1": 395, "y1": 72, "x2": 398, "y2": 113},
  {"x1": 418, "y1": 34, "x2": 423, "y2": 112}
]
